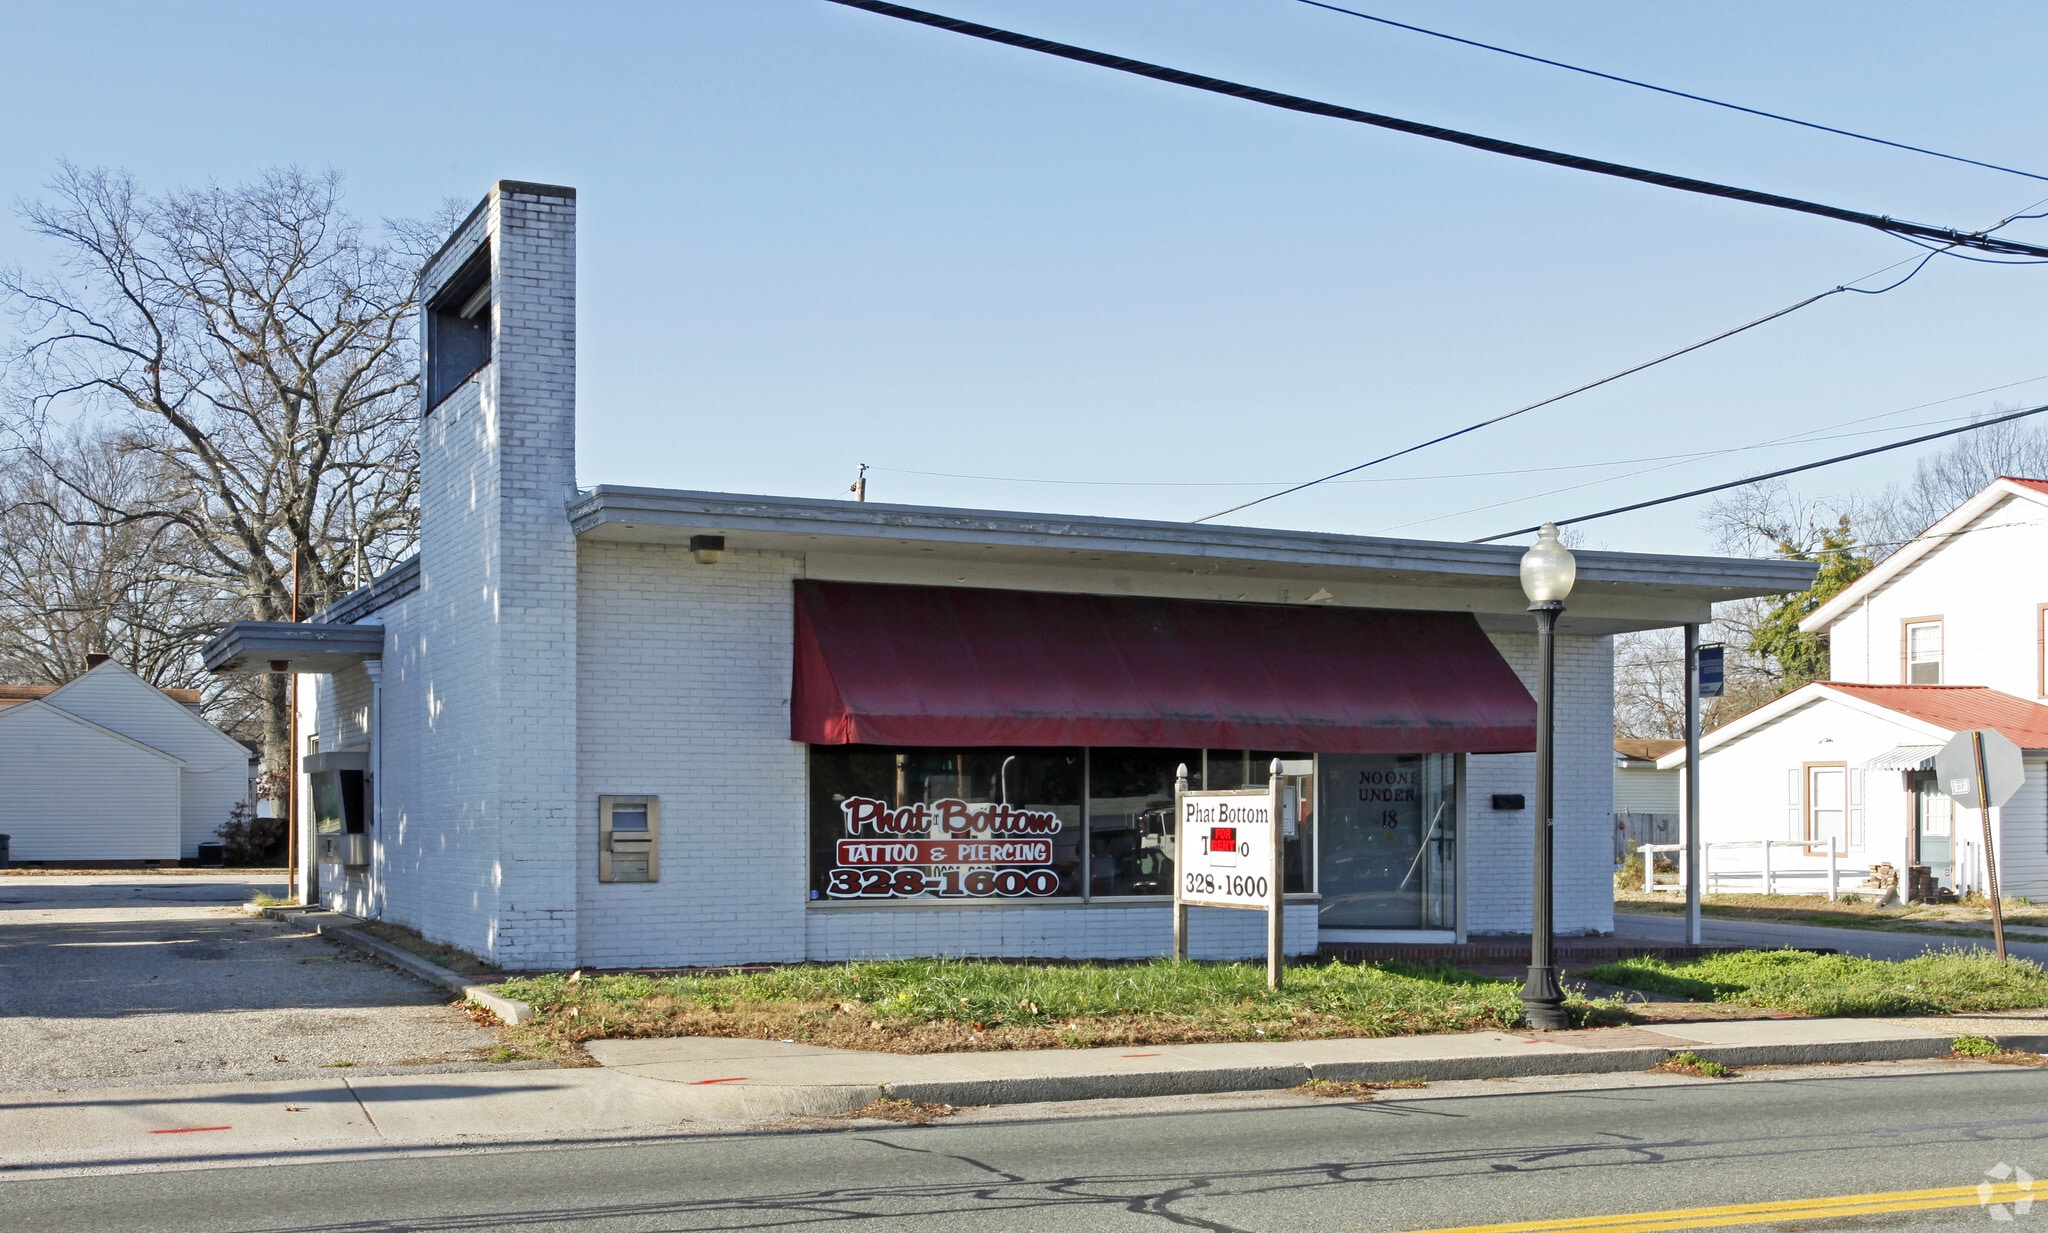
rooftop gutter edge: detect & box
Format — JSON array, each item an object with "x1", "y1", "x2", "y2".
[{"x1": 568, "y1": 486, "x2": 1816, "y2": 593}]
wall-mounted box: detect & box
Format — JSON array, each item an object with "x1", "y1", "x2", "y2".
[
  {"x1": 600, "y1": 795, "x2": 659, "y2": 883},
  {"x1": 309, "y1": 750, "x2": 371, "y2": 866},
  {"x1": 1490, "y1": 794, "x2": 1527, "y2": 811}
]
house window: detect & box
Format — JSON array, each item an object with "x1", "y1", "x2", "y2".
[
  {"x1": 1807, "y1": 764, "x2": 1846, "y2": 853},
  {"x1": 1904, "y1": 620, "x2": 1943, "y2": 684}
]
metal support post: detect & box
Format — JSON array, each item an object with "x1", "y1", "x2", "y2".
[
  {"x1": 1683, "y1": 624, "x2": 1703, "y2": 945},
  {"x1": 1975, "y1": 732, "x2": 2008, "y2": 961},
  {"x1": 1267, "y1": 758, "x2": 1285, "y2": 991},
  {"x1": 1172, "y1": 763, "x2": 1189, "y2": 962}
]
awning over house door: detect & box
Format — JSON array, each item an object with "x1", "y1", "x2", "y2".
[
  {"x1": 1866, "y1": 744, "x2": 1942, "y2": 772},
  {"x1": 791, "y1": 580, "x2": 1537, "y2": 754}
]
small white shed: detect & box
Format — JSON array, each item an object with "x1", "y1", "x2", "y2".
[
  {"x1": 40, "y1": 662, "x2": 256, "y2": 857},
  {"x1": 0, "y1": 701, "x2": 184, "y2": 861}
]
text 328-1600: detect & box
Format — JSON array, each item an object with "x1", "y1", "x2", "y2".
[{"x1": 826, "y1": 867, "x2": 1060, "y2": 898}]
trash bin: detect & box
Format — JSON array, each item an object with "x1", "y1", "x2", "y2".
[
  {"x1": 0, "y1": 834, "x2": 9, "y2": 869},
  {"x1": 196, "y1": 841, "x2": 226, "y2": 867}
]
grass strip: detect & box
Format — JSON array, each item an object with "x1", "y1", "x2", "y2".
[
  {"x1": 491, "y1": 957, "x2": 1623, "y2": 1054},
  {"x1": 1581, "y1": 947, "x2": 2048, "y2": 1017}
]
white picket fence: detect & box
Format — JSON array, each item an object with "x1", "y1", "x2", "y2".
[{"x1": 1638, "y1": 839, "x2": 1865, "y2": 901}]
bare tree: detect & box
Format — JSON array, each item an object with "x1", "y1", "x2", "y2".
[
  {"x1": 1863, "y1": 410, "x2": 2048, "y2": 554},
  {"x1": 1613, "y1": 628, "x2": 1686, "y2": 740},
  {"x1": 0, "y1": 165, "x2": 441, "y2": 772},
  {"x1": 0, "y1": 423, "x2": 226, "y2": 687}
]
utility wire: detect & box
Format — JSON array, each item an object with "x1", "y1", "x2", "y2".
[
  {"x1": 1193, "y1": 279, "x2": 1877, "y2": 523},
  {"x1": 1196, "y1": 245, "x2": 1957, "y2": 522},
  {"x1": 823, "y1": 0, "x2": 2048, "y2": 259},
  {"x1": 1471, "y1": 402, "x2": 2048, "y2": 543},
  {"x1": 874, "y1": 370, "x2": 2048, "y2": 489},
  {"x1": 1294, "y1": 0, "x2": 2048, "y2": 184}
]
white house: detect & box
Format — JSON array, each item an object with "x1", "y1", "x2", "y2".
[
  {"x1": 200, "y1": 181, "x2": 1812, "y2": 971},
  {"x1": 1615, "y1": 739, "x2": 1682, "y2": 813},
  {"x1": 1661, "y1": 477, "x2": 2048, "y2": 900},
  {"x1": 0, "y1": 660, "x2": 254, "y2": 862}
]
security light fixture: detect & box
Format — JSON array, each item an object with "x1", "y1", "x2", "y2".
[
  {"x1": 1518, "y1": 522, "x2": 1577, "y2": 604},
  {"x1": 690, "y1": 535, "x2": 725, "y2": 565}
]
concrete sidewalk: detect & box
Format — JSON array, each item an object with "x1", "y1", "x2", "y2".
[
  {"x1": 7, "y1": 1009, "x2": 2048, "y2": 1175},
  {"x1": 1616, "y1": 911, "x2": 2048, "y2": 963}
]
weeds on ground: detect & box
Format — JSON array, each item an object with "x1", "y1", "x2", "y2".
[
  {"x1": 1949, "y1": 1034, "x2": 2048, "y2": 1066},
  {"x1": 1652, "y1": 1050, "x2": 1732, "y2": 1078},
  {"x1": 1582, "y1": 948, "x2": 2048, "y2": 1017},
  {"x1": 1294, "y1": 1077, "x2": 1427, "y2": 1100},
  {"x1": 491, "y1": 958, "x2": 1622, "y2": 1054},
  {"x1": 845, "y1": 1098, "x2": 957, "y2": 1125}
]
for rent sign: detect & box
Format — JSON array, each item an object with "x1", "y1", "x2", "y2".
[
  {"x1": 1176, "y1": 792, "x2": 1276, "y2": 909},
  {"x1": 1173, "y1": 761, "x2": 1289, "y2": 989}
]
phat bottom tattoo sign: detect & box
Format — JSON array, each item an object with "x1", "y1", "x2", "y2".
[
  {"x1": 826, "y1": 796, "x2": 1064, "y2": 899},
  {"x1": 1174, "y1": 761, "x2": 1289, "y2": 988},
  {"x1": 1177, "y1": 792, "x2": 1276, "y2": 907}
]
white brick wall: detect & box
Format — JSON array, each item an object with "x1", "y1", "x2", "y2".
[
  {"x1": 807, "y1": 902, "x2": 1321, "y2": 961},
  {"x1": 354, "y1": 184, "x2": 582, "y2": 969},
  {"x1": 1464, "y1": 629, "x2": 1614, "y2": 937},
  {"x1": 575, "y1": 542, "x2": 809, "y2": 966}
]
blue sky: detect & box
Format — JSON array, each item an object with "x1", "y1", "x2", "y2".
[{"x1": 4, "y1": 1, "x2": 2045, "y2": 553}]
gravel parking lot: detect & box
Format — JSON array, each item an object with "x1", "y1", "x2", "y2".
[{"x1": 0, "y1": 874, "x2": 519, "y2": 1090}]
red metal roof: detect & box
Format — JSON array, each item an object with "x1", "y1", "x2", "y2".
[
  {"x1": 1999, "y1": 476, "x2": 2048, "y2": 495},
  {"x1": 1823, "y1": 683, "x2": 2048, "y2": 749},
  {"x1": 792, "y1": 580, "x2": 1537, "y2": 753}
]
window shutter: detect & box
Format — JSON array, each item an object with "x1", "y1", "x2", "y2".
[
  {"x1": 1848, "y1": 770, "x2": 1864, "y2": 849},
  {"x1": 1788, "y1": 769, "x2": 1802, "y2": 840}
]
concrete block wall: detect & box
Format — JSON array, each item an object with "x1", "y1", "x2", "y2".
[
  {"x1": 806, "y1": 902, "x2": 1321, "y2": 962},
  {"x1": 575, "y1": 542, "x2": 809, "y2": 967},
  {"x1": 1464, "y1": 629, "x2": 1615, "y2": 937}
]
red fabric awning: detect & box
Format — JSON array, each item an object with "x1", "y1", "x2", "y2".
[{"x1": 792, "y1": 581, "x2": 1535, "y2": 753}]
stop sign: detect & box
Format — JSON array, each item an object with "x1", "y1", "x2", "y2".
[{"x1": 1935, "y1": 729, "x2": 2026, "y2": 810}]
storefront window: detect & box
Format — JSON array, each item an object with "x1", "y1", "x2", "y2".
[
  {"x1": 809, "y1": 747, "x2": 1083, "y2": 900},
  {"x1": 1317, "y1": 753, "x2": 1456, "y2": 929},
  {"x1": 1206, "y1": 751, "x2": 1313, "y2": 894},
  {"x1": 1087, "y1": 748, "x2": 1198, "y2": 896}
]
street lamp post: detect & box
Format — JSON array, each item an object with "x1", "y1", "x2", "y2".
[{"x1": 1519, "y1": 522, "x2": 1576, "y2": 1032}]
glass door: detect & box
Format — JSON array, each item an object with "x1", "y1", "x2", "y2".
[
  {"x1": 1912, "y1": 771, "x2": 1954, "y2": 890},
  {"x1": 1316, "y1": 753, "x2": 1456, "y2": 929}
]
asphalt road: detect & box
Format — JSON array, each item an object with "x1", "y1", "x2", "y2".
[
  {"x1": 0, "y1": 875, "x2": 506, "y2": 1089},
  {"x1": 10, "y1": 1065, "x2": 2047, "y2": 1232},
  {"x1": 1616, "y1": 910, "x2": 2048, "y2": 963}
]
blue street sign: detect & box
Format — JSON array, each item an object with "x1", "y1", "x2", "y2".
[{"x1": 1698, "y1": 644, "x2": 1724, "y2": 698}]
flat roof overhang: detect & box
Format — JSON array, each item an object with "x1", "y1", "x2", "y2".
[
  {"x1": 568, "y1": 487, "x2": 1816, "y2": 637},
  {"x1": 201, "y1": 621, "x2": 384, "y2": 676}
]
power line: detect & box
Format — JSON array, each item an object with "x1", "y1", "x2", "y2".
[
  {"x1": 1294, "y1": 0, "x2": 2048, "y2": 184},
  {"x1": 822, "y1": 0, "x2": 2048, "y2": 260},
  {"x1": 1471, "y1": 403, "x2": 2048, "y2": 543},
  {"x1": 1196, "y1": 243, "x2": 1970, "y2": 522},
  {"x1": 872, "y1": 370, "x2": 2048, "y2": 490}
]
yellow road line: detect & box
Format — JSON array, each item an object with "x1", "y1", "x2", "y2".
[{"x1": 1395, "y1": 1182, "x2": 2030, "y2": 1233}]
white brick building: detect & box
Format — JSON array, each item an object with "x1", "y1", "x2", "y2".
[{"x1": 203, "y1": 181, "x2": 1810, "y2": 970}]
